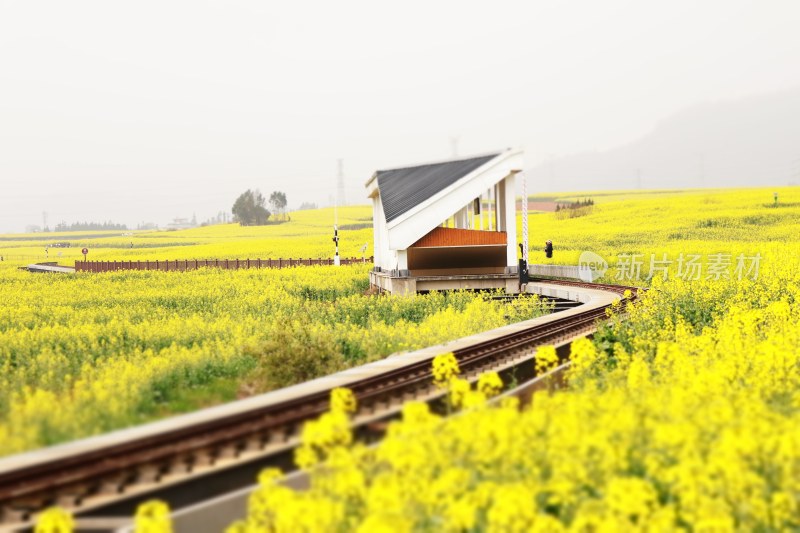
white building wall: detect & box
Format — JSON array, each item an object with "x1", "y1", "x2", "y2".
[
  {"x1": 372, "y1": 195, "x2": 396, "y2": 271},
  {"x1": 372, "y1": 195, "x2": 383, "y2": 268},
  {"x1": 503, "y1": 173, "x2": 518, "y2": 266},
  {"x1": 369, "y1": 148, "x2": 524, "y2": 272},
  {"x1": 386, "y1": 150, "x2": 523, "y2": 253}
]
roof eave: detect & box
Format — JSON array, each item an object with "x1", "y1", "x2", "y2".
[
  {"x1": 386, "y1": 147, "x2": 523, "y2": 231},
  {"x1": 364, "y1": 171, "x2": 379, "y2": 188}
]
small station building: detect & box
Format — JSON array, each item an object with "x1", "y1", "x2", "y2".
[{"x1": 367, "y1": 148, "x2": 525, "y2": 295}]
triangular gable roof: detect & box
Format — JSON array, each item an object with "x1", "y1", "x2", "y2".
[{"x1": 376, "y1": 153, "x2": 501, "y2": 223}]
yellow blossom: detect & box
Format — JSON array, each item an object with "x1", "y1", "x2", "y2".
[
  {"x1": 330, "y1": 387, "x2": 357, "y2": 414},
  {"x1": 34, "y1": 507, "x2": 74, "y2": 533},
  {"x1": 432, "y1": 352, "x2": 460, "y2": 387},
  {"x1": 477, "y1": 371, "x2": 504, "y2": 397},
  {"x1": 134, "y1": 500, "x2": 172, "y2": 533},
  {"x1": 535, "y1": 345, "x2": 559, "y2": 374}
]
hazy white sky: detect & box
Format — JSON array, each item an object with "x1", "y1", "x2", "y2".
[{"x1": 1, "y1": 0, "x2": 799, "y2": 232}]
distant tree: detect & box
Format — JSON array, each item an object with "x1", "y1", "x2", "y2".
[
  {"x1": 269, "y1": 191, "x2": 288, "y2": 221},
  {"x1": 232, "y1": 189, "x2": 271, "y2": 225},
  {"x1": 54, "y1": 220, "x2": 128, "y2": 232},
  {"x1": 298, "y1": 201, "x2": 318, "y2": 211}
]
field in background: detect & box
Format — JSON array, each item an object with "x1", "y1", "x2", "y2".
[
  {"x1": 530, "y1": 187, "x2": 719, "y2": 204},
  {"x1": 525, "y1": 186, "x2": 800, "y2": 276},
  {"x1": 0, "y1": 206, "x2": 373, "y2": 265},
  {"x1": 6, "y1": 186, "x2": 798, "y2": 274}
]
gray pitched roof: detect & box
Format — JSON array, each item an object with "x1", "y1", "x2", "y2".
[{"x1": 376, "y1": 153, "x2": 501, "y2": 223}]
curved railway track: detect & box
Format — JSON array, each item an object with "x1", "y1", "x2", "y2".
[{"x1": 0, "y1": 279, "x2": 641, "y2": 531}]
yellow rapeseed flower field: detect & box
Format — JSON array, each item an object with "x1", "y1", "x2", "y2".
[
  {"x1": 24, "y1": 186, "x2": 800, "y2": 531},
  {"x1": 526, "y1": 186, "x2": 800, "y2": 274},
  {"x1": 1, "y1": 261, "x2": 548, "y2": 455},
  {"x1": 0, "y1": 206, "x2": 373, "y2": 265},
  {"x1": 223, "y1": 186, "x2": 800, "y2": 531}
]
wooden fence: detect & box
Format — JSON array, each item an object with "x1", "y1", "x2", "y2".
[{"x1": 74, "y1": 257, "x2": 373, "y2": 273}]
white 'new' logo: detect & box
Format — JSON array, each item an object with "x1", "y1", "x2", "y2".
[{"x1": 578, "y1": 251, "x2": 608, "y2": 282}]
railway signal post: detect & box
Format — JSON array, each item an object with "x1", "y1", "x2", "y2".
[{"x1": 333, "y1": 226, "x2": 340, "y2": 266}]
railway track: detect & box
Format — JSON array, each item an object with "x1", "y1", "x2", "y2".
[{"x1": 0, "y1": 279, "x2": 640, "y2": 532}]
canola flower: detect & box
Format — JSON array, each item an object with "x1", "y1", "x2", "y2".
[
  {"x1": 230, "y1": 376, "x2": 508, "y2": 533},
  {"x1": 534, "y1": 345, "x2": 559, "y2": 374},
  {"x1": 134, "y1": 500, "x2": 173, "y2": 533},
  {"x1": 432, "y1": 352, "x2": 459, "y2": 387},
  {"x1": 432, "y1": 353, "x2": 490, "y2": 409},
  {"x1": 0, "y1": 265, "x2": 548, "y2": 455},
  {"x1": 525, "y1": 185, "x2": 800, "y2": 271},
  {"x1": 476, "y1": 371, "x2": 503, "y2": 397},
  {"x1": 330, "y1": 387, "x2": 357, "y2": 414},
  {"x1": 0, "y1": 205, "x2": 375, "y2": 265},
  {"x1": 24, "y1": 188, "x2": 800, "y2": 530},
  {"x1": 295, "y1": 395, "x2": 355, "y2": 470},
  {"x1": 228, "y1": 243, "x2": 800, "y2": 530},
  {"x1": 35, "y1": 499, "x2": 174, "y2": 533},
  {"x1": 33, "y1": 507, "x2": 73, "y2": 533}
]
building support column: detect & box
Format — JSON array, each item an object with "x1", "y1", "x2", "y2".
[
  {"x1": 372, "y1": 196, "x2": 382, "y2": 269},
  {"x1": 397, "y1": 249, "x2": 408, "y2": 272},
  {"x1": 503, "y1": 173, "x2": 517, "y2": 267},
  {"x1": 520, "y1": 171, "x2": 528, "y2": 264},
  {"x1": 479, "y1": 194, "x2": 484, "y2": 230},
  {"x1": 488, "y1": 187, "x2": 493, "y2": 231},
  {"x1": 458, "y1": 206, "x2": 469, "y2": 229},
  {"x1": 493, "y1": 184, "x2": 500, "y2": 231}
]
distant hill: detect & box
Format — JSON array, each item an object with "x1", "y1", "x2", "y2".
[{"x1": 527, "y1": 87, "x2": 800, "y2": 192}]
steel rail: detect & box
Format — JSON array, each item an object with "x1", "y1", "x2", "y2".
[{"x1": 0, "y1": 279, "x2": 640, "y2": 528}]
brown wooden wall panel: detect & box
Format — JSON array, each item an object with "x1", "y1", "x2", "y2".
[
  {"x1": 408, "y1": 246, "x2": 507, "y2": 270},
  {"x1": 411, "y1": 227, "x2": 507, "y2": 248},
  {"x1": 74, "y1": 257, "x2": 373, "y2": 273}
]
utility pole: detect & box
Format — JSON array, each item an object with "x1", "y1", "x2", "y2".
[
  {"x1": 42, "y1": 211, "x2": 48, "y2": 232},
  {"x1": 334, "y1": 160, "x2": 345, "y2": 266}
]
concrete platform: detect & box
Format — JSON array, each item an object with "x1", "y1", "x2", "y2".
[
  {"x1": 529, "y1": 264, "x2": 580, "y2": 279},
  {"x1": 370, "y1": 270, "x2": 520, "y2": 295},
  {"x1": 23, "y1": 263, "x2": 75, "y2": 274},
  {"x1": 369, "y1": 263, "x2": 582, "y2": 295}
]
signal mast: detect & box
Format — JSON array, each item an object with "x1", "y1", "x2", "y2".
[{"x1": 333, "y1": 159, "x2": 345, "y2": 266}]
